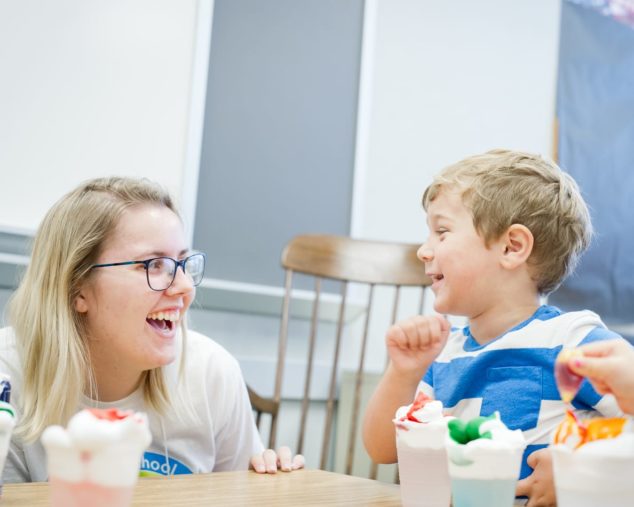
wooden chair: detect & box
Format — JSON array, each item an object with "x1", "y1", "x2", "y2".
[{"x1": 249, "y1": 234, "x2": 431, "y2": 479}]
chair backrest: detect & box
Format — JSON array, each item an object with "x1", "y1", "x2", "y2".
[{"x1": 253, "y1": 234, "x2": 431, "y2": 478}]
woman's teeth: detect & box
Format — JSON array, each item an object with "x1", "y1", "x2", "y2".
[{"x1": 147, "y1": 310, "x2": 180, "y2": 322}]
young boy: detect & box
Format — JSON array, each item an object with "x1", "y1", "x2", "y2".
[{"x1": 362, "y1": 149, "x2": 623, "y2": 504}]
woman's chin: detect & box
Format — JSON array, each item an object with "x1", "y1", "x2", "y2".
[{"x1": 144, "y1": 346, "x2": 177, "y2": 370}]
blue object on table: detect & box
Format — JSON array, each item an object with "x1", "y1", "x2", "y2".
[{"x1": 0, "y1": 375, "x2": 11, "y2": 403}]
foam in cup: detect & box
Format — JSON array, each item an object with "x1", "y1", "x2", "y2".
[
  {"x1": 41, "y1": 408, "x2": 151, "y2": 507},
  {"x1": 393, "y1": 392, "x2": 453, "y2": 507},
  {"x1": 551, "y1": 411, "x2": 634, "y2": 507},
  {"x1": 446, "y1": 412, "x2": 526, "y2": 507}
]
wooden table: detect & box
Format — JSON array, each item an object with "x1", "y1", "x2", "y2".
[{"x1": 1, "y1": 469, "x2": 402, "y2": 506}]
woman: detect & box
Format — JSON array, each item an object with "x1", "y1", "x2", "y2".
[{"x1": 1, "y1": 177, "x2": 301, "y2": 482}]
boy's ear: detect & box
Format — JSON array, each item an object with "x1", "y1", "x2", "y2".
[{"x1": 500, "y1": 224, "x2": 533, "y2": 268}]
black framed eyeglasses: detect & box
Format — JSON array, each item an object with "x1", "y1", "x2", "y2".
[{"x1": 91, "y1": 253, "x2": 206, "y2": 291}]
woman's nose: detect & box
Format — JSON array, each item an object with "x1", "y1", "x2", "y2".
[
  {"x1": 417, "y1": 243, "x2": 433, "y2": 262},
  {"x1": 167, "y1": 265, "x2": 195, "y2": 295}
]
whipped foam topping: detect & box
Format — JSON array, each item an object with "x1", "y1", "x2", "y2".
[
  {"x1": 552, "y1": 411, "x2": 631, "y2": 450},
  {"x1": 575, "y1": 431, "x2": 634, "y2": 457},
  {"x1": 446, "y1": 414, "x2": 526, "y2": 479},
  {"x1": 551, "y1": 432, "x2": 634, "y2": 492},
  {"x1": 477, "y1": 418, "x2": 526, "y2": 448},
  {"x1": 395, "y1": 399, "x2": 445, "y2": 424},
  {"x1": 553, "y1": 423, "x2": 634, "y2": 457},
  {"x1": 396, "y1": 399, "x2": 444, "y2": 424},
  {"x1": 41, "y1": 408, "x2": 151, "y2": 487},
  {"x1": 394, "y1": 397, "x2": 453, "y2": 449}
]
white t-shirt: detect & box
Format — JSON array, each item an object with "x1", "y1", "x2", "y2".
[{"x1": 0, "y1": 327, "x2": 264, "y2": 482}]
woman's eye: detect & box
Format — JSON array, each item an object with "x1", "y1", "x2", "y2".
[{"x1": 147, "y1": 259, "x2": 166, "y2": 273}]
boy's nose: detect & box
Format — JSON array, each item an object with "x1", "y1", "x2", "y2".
[{"x1": 417, "y1": 244, "x2": 433, "y2": 262}]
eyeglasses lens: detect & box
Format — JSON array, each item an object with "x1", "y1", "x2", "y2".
[
  {"x1": 146, "y1": 255, "x2": 205, "y2": 291},
  {"x1": 185, "y1": 254, "x2": 205, "y2": 285},
  {"x1": 147, "y1": 258, "x2": 172, "y2": 291}
]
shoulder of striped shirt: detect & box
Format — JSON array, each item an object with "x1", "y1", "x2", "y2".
[{"x1": 437, "y1": 309, "x2": 605, "y2": 361}]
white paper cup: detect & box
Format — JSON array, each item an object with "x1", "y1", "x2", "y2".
[
  {"x1": 397, "y1": 441, "x2": 451, "y2": 507},
  {"x1": 447, "y1": 443, "x2": 525, "y2": 507},
  {"x1": 0, "y1": 403, "x2": 16, "y2": 498},
  {"x1": 47, "y1": 477, "x2": 136, "y2": 507},
  {"x1": 42, "y1": 410, "x2": 151, "y2": 507},
  {"x1": 44, "y1": 438, "x2": 145, "y2": 507},
  {"x1": 552, "y1": 442, "x2": 634, "y2": 507}
]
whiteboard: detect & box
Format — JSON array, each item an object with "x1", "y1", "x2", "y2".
[{"x1": 0, "y1": 0, "x2": 212, "y2": 239}]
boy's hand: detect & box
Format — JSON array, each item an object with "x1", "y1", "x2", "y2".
[
  {"x1": 515, "y1": 448, "x2": 556, "y2": 507},
  {"x1": 386, "y1": 315, "x2": 450, "y2": 376}
]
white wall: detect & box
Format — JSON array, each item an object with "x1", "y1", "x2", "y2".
[
  {"x1": 0, "y1": 0, "x2": 562, "y2": 472},
  {"x1": 354, "y1": 0, "x2": 562, "y2": 371},
  {"x1": 355, "y1": 0, "x2": 561, "y2": 243},
  {"x1": 0, "y1": 0, "x2": 211, "y2": 238},
  {"x1": 190, "y1": 0, "x2": 563, "y2": 469}
]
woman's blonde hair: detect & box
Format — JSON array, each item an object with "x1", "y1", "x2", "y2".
[
  {"x1": 422, "y1": 149, "x2": 592, "y2": 295},
  {"x1": 9, "y1": 176, "x2": 186, "y2": 442}
]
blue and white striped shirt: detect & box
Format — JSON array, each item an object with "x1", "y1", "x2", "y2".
[{"x1": 421, "y1": 305, "x2": 623, "y2": 479}]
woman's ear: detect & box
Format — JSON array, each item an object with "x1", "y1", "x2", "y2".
[
  {"x1": 501, "y1": 224, "x2": 534, "y2": 269},
  {"x1": 74, "y1": 290, "x2": 89, "y2": 313}
]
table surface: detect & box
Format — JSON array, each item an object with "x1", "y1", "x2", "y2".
[{"x1": 1, "y1": 469, "x2": 402, "y2": 506}]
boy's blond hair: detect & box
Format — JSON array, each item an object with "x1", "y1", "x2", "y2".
[
  {"x1": 9, "y1": 177, "x2": 189, "y2": 442},
  {"x1": 422, "y1": 149, "x2": 592, "y2": 295}
]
